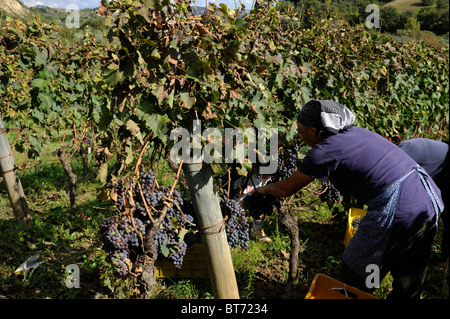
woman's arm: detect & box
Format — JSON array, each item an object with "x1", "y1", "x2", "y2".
[{"x1": 257, "y1": 170, "x2": 315, "y2": 198}]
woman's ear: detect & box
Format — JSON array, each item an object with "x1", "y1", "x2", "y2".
[{"x1": 309, "y1": 127, "x2": 318, "y2": 137}]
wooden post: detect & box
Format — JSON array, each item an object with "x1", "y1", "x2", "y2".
[
  {"x1": 183, "y1": 162, "x2": 240, "y2": 299},
  {"x1": 0, "y1": 115, "x2": 32, "y2": 227}
]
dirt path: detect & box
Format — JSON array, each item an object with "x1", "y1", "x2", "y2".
[{"x1": 383, "y1": 0, "x2": 417, "y2": 7}]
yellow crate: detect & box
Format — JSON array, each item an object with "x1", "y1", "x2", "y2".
[
  {"x1": 343, "y1": 208, "x2": 367, "y2": 247},
  {"x1": 305, "y1": 273, "x2": 377, "y2": 299},
  {"x1": 155, "y1": 244, "x2": 208, "y2": 279}
]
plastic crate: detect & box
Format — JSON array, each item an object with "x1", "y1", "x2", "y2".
[
  {"x1": 343, "y1": 208, "x2": 367, "y2": 247},
  {"x1": 305, "y1": 274, "x2": 377, "y2": 299},
  {"x1": 155, "y1": 244, "x2": 208, "y2": 279}
]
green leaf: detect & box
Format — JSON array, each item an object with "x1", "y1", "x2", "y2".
[
  {"x1": 126, "y1": 119, "x2": 140, "y2": 136},
  {"x1": 31, "y1": 108, "x2": 44, "y2": 121},
  {"x1": 144, "y1": 113, "x2": 171, "y2": 143},
  {"x1": 151, "y1": 48, "x2": 161, "y2": 60},
  {"x1": 180, "y1": 92, "x2": 196, "y2": 109},
  {"x1": 104, "y1": 69, "x2": 121, "y2": 86},
  {"x1": 125, "y1": 144, "x2": 133, "y2": 165},
  {"x1": 235, "y1": 18, "x2": 247, "y2": 30},
  {"x1": 219, "y1": 3, "x2": 228, "y2": 13},
  {"x1": 160, "y1": 242, "x2": 179, "y2": 257},
  {"x1": 35, "y1": 48, "x2": 48, "y2": 66},
  {"x1": 177, "y1": 228, "x2": 188, "y2": 242},
  {"x1": 31, "y1": 78, "x2": 48, "y2": 89},
  {"x1": 160, "y1": 243, "x2": 169, "y2": 257}
]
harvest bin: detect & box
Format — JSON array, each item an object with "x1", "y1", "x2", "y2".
[
  {"x1": 343, "y1": 208, "x2": 367, "y2": 247},
  {"x1": 155, "y1": 244, "x2": 208, "y2": 279},
  {"x1": 305, "y1": 274, "x2": 377, "y2": 299}
]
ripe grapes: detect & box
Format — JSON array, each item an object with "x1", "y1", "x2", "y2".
[
  {"x1": 219, "y1": 194, "x2": 250, "y2": 249},
  {"x1": 99, "y1": 169, "x2": 197, "y2": 275},
  {"x1": 351, "y1": 216, "x2": 361, "y2": 229},
  {"x1": 276, "y1": 145, "x2": 299, "y2": 180},
  {"x1": 242, "y1": 192, "x2": 279, "y2": 219},
  {"x1": 319, "y1": 181, "x2": 341, "y2": 203}
]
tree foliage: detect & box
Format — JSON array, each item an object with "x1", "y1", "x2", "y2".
[{"x1": 0, "y1": 0, "x2": 448, "y2": 178}]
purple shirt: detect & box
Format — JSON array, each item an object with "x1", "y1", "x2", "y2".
[{"x1": 299, "y1": 126, "x2": 438, "y2": 229}]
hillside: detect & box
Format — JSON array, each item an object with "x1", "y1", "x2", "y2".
[
  {"x1": 384, "y1": 0, "x2": 429, "y2": 14},
  {"x1": 28, "y1": 5, "x2": 104, "y2": 28},
  {"x1": 0, "y1": 0, "x2": 31, "y2": 19},
  {"x1": 1, "y1": 3, "x2": 206, "y2": 30}
]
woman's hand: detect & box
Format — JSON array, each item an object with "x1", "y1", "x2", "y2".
[{"x1": 255, "y1": 170, "x2": 314, "y2": 198}]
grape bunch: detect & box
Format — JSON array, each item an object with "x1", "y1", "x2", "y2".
[
  {"x1": 111, "y1": 250, "x2": 128, "y2": 276},
  {"x1": 83, "y1": 132, "x2": 94, "y2": 146},
  {"x1": 100, "y1": 169, "x2": 197, "y2": 275},
  {"x1": 319, "y1": 181, "x2": 341, "y2": 207},
  {"x1": 98, "y1": 216, "x2": 141, "y2": 276},
  {"x1": 168, "y1": 241, "x2": 187, "y2": 268},
  {"x1": 277, "y1": 145, "x2": 299, "y2": 179},
  {"x1": 242, "y1": 192, "x2": 279, "y2": 219},
  {"x1": 351, "y1": 216, "x2": 361, "y2": 230},
  {"x1": 109, "y1": 182, "x2": 126, "y2": 212},
  {"x1": 219, "y1": 195, "x2": 250, "y2": 249}
]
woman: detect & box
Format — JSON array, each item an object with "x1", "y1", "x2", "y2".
[
  {"x1": 396, "y1": 138, "x2": 449, "y2": 261},
  {"x1": 256, "y1": 99, "x2": 444, "y2": 299}
]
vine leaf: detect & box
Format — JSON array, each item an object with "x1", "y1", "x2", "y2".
[
  {"x1": 180, "y1": 92, "x2": 195, "y2": 109},
  {"x1": 35, "y1": 48, "x2": 48, "y2": 66}
]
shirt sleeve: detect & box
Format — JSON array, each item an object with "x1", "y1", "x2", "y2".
[{"x1": 298, "y1": 147, "x2": 339, "y2": 182}]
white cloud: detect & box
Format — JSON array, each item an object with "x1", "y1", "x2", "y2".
[
  {"x1": 23, "y1": 0, "x2": 254, "y2": 10},
  {"x1": 23, "y1": 1, "x2": 101, "y2": 9},
  {"x1": 23, "y1": 1, "x2": 44, "y2": 7}
]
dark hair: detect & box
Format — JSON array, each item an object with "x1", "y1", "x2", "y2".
[{"x1": 296, "y1": 100, "x2": 323, "y2": 130}]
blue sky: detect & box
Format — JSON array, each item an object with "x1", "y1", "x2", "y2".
[{"x1": 23, "y1": 0, "x2": 256, "y2": 10}]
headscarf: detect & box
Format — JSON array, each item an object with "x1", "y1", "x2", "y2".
[{"x1": 297, "y1": 100, "x2": 356, "y2": 135}]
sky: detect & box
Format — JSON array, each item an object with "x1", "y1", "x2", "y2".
[{"x1": 23, "y1": 0, "x2": 256, "y2": 10}]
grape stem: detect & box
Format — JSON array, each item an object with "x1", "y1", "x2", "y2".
[
  {"x1": 226, "y1": 168, "x2": 231, "y2": 204},
  {"x1": 157, "y1": 159, "x2": 184, "y2": 224},
  {"x1": 121, "y1": 188, "x2": 142, "y2": 240},
  {"x1": 134, "y1": 139, "x2": 151, "y2": 177},
  {"x1": 137, "y1": 180, "x2": 156, "y2": 224}
]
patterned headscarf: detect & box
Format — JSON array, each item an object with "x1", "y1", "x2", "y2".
[{"x1": 297, "y1": 100, "x2": 356, "y2": 135}]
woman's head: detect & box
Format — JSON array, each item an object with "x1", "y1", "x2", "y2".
[
  {"x1": 296, "y1": 99, "x2": 356, "y2": 146},
  {"x1": 297, "y1": 119, "x2": 324, "y2": 147},
  {"x1": 297, "y1": 100, "x2": 323, "y2": 131},
  {"x1": 296, "y1": 100, "x2": 328, "y2": 146}
]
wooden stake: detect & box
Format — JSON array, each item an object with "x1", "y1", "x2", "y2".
[
  {"x1": 183, "y1": 162, "x2": 240, "y2": 299},
  {"x1": 0, "y1": 115, "x2": 32, "y2": 227}
]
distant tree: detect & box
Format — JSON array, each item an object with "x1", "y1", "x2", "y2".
[
  {"x1": 417, "y1": 6, "x2": 438, "y2": 32},
  {"x1": 435, "y1": 8, "x2": 449, "y2": 33},
  {"x1": 80, "y1": 17, "x2": 106, "y2": 30},
  {"x1": 435, "y1": 0, "x2": 449, "y2": 9},
  {"x1": 380, "y1": 6, "x2": 404, "y2": 33},
  {"x1": 347, "y1": 0, "x2": 373, "y2": 25},
  {"x1": 404, "y1": 16, "x2": 421, "y2": 36}
]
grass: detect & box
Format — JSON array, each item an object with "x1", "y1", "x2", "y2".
[
  {"x1": 384, "y1": 0, "x2": 424, "y2": 15},
  {"x1": 0, "y1": 131, "x2": 448, "y2": 299}
]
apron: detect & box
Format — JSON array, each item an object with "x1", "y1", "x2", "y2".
[{"x1": 342, "y1": 165, "x2": 444, "y2": 279}]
